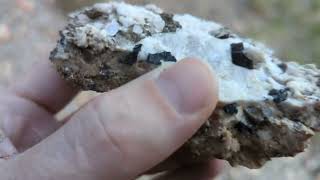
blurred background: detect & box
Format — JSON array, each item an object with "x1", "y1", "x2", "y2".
[{"x1": 1, "y1": 0, "x2": 320, "y2": 179}]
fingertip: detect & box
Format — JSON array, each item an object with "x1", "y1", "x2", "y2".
[
  {"x1": 180, "y1": 58, "x2": 219, "y2": 110},
  {"x1": 156, "y1": 58, "x2": 219, "y2": 117}
]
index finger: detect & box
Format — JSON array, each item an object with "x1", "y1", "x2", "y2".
[{"x1": 10, "y1": 60, "x2": 79, "y2": 114}]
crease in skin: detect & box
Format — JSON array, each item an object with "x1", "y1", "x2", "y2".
[
  {"x1": 92, "y1": 102, "x2": 126, "y2": 166},
  {"x1": 64, "y1": 101, "x2": 132, "y2": 179}
]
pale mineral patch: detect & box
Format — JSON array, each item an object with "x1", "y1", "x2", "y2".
[{"x1": 50, "y1": 2, "x2": 320, "y2": 168}]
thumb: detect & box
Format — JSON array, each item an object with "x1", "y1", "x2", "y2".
[{"x1": 6, "y1": 59, "x2": 218, "y2": 180}]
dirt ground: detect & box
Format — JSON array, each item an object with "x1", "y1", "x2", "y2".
[{"x1": 1, "y1": 0, "x2": 320, "y2": 179}]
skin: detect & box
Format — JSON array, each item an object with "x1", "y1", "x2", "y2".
[{"x1": 0, "y1": 58, "x2": 221, "y2": 180}]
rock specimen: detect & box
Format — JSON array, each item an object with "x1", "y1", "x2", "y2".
[{"x1": 50, "y1": 2, "x2": 320, "y2": 168}]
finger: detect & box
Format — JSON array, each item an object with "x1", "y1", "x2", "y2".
[
  {"x1": 151, "y1": 161, "x2": 221, "y2": 180},
  {"x1": 10, "y1": 61, "x2": 79, "y2": 114},
  {"x1": 0, "y1": 89, "x2": 61, "y2": 152},
  {"x1": 8, "y1": 59, "x2": 218, "y2": 180}
]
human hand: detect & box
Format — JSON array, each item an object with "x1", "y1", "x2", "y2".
[{"x1": 0, "y1": 58, "x2": 220, "y2": 180}]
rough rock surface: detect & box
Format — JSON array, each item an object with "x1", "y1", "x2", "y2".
[{"x1": 50, "y1": 2, "x2": 320, "y2": 169}]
